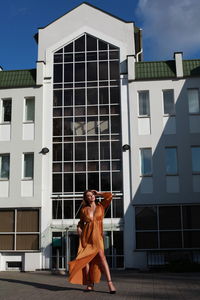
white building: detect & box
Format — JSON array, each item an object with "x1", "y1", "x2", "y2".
[{"x1": 0, "y1": 3, "x2": 200, "y2": 271}]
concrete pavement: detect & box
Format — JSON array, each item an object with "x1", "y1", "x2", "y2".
[{"x1": 0, "y1": 270, "x2": 199, "y2": 300}]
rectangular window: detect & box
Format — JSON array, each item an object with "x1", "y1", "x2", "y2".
[
  {"x1": 188, "y1": 89, "x2": 200, "y2": 114},
  {"x1": 191, "y1": 146, "x2": 200, "y2": 173},
  {"x1": 165, "y1": 147, "x2": 178, "y2": 175},
  {"x1": 23, "y1": 153, "x2": 34, "y2": 179},
  {"x1": 138, "y1": 91, "x2": 150, "y2": 116},
  {"x1": 0, "y1": 154, "x2": 10, "y2": 179},
  {"x1": 140, "y1": 148, "x2": 152, "y2": 175},
  {"x1": 163, "y1": 90, "x2": 175, "y2": 115},
  {"x1": 24, "y1": 97, "x2": 35, "y2": 122},
  {"x1": 0, "y1": 209, "x2": 40, "y2": 251},
  {"x1": 135, "y1": 205, "x2": 200, "y2": 250},
  {"x1": 1, "y1": 99, "x2": 12, "y2": 122}
]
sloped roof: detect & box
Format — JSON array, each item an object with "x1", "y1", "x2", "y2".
[
  {"x1": 38, "y1": 2, "x2": 134, "y2": 30},
  {"x1": 135, "y1": 59, "x2": 200, "y2": 80},
  {"x1": 0, "y1": 69, "x2": 36, "y2": 89}
]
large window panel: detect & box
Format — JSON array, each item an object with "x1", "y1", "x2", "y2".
[
  {"x1": 53, "y1": 200, "x2": 62, "y2": 219},
  {"x1": 0, "y1": 235, "x2": 14, "y2": 250},
  {"x1": 16, "y1": 235, "x2": 39, "y2": 250},
  {"x1": 160, "y1": 231, "x2": 182, "y2": 248},
  {"x1": 100, "y1": 142, "x2": 110, "y2": 159},
  {"x1": 140, "y1": 148, "x2": 152, "y2": 176},
  {"x1": 163, "y1": 89, "x2": 175, "y2": 115},
  {"x1": 165, "y1": 147, "x2": 178, "y2": 175},
  {"x1": 87, "y1": 35, "x2": 97, "y2": 51},
  {"x1": 188, "y1": 89, "x2": 200, "y2": 113},
  {"x1": 75, "y1": 143, "x2": 86, "y2": 160},
  {"x1": 0, "y1": 211, "x2": 14, "y2": 232},
  {"x1": 53, "y1": 90, "x2": 62, "y2": 106},
  {"x1": 0, "y1": 154, "x2": 10, "y2": 179},
  {"x1": 64, "y1": 200, "x2": 73, "y2": 219},
  {"x1": 184, "y1": 231, "x2": 200, "y2": 248},
  {"x1": 1, "y1": 99, "x2": 12, "y2": 122},
  {"x1": 23, "y1": 153, "x2": 34, "y2": 179},
  {"x1": 87, "y1": 88, "x2": 98, "y2": 105},
  {"x1": 99, "y1": 88, "x2": 108, "y2": 104},
  {"x1": 87, "y1": 62, "x2": 97, "y2": 81},
  {"x1": 112, "y1": 172, "x2": 122, "y2": 191},
  {"x1": 75, "y1": 35, "x2": 85, "y2": 52},
  {"x1": 53, "y1": 118, "x2": 62, "y2": 136},
  {"x1": 64, "y1": 174, "x2": 73, "y2": 192},
  {"x1": 136, "y1": 207, "x2": 157, "y2": 230},
  {"x1": 88, "y1": 142, "x2": 99, "y2": 160},
  {"x1": 64, "y1": 118, "x2": 73, "y2": 135},
  {"x1": 159, "y1": 206, "x2": 181, "y2": 230},
  {"x1": 54, "y1": 64, "x2": 63, "y2": 83},
  {"x1": 64, "y1": 64, "x2": 73, "y2": 82},
  {"x1": 75, "y1": 63, "x2": 85, "y2": 82},
  {"x1": 24, "y1": 98, "x2": 35, "y2": 122},
  {"x1": 53, "y1": 174, "x2": 62, "y2": 193},
  {"x1": 64, "y1": 90, "x2": 73, "y2": 106},
  {"x1": 136, "y1": 232, "x2": 158, "y2": 249},
  {"x1": 74, "y1": 117, "x2": 85, "y2": 136},
  {"x1": 53, "y1": 144, "x2": 62, "y2": 161},
  {"x1": 110, "y1": 61, "x2": 119, "y2": 80},
  {"x1": 100, "y1": 116, "x2": 109, "y2": 134},
  {"x1": 191, "y1": 146, "x2": 200, "y2": 173},
  {"x1": 138, "y1": 91, "x2": 150, "y2": 116},
  {"x1": 87, "y1": 117, "x2": 98, "y2": 135},
  {"x1": 99, "y1": 62, "x2": 108, "y2": 80},
  {"x1": 17, "y1": 210, "x2": 39, "y2": 232},
  {"x1": 112, "y1": 198, "x2": 123, "y2": 218},
  {"x1": 101, "y1": 172, "x2": 110, "y2": 191},
  {"x1": 88, "y1": 173, "x2": 99, "y2": 190},
  {"x1": 183, "y1": 205, "x2": 200, "y2": 229},
  {"x1": 110, "y1": 87, "x2": 120, "y2": 104},
  {"x1": 64, "y1": 143, "x2": 73, "y2": 161}
]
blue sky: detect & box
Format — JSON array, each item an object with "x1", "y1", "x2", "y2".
[{"x1": 0, "y1": 0, "x2": 200, "y2": 70}]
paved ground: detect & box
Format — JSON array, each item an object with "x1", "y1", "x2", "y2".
[{"x1": 0, "y1": 270, "x2": 200, "y2": 300}]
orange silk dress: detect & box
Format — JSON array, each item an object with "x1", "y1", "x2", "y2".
[{"x1": 68, "y1": 192, "x2": 112, "y2": 285}]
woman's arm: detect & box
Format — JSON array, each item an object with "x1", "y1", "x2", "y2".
[
  {"x1": 93, "y1": 190, "x2": 113, "y2": 209},
  {"x1": 77, "y1": 210, "x2": 84, "y2": 237}
]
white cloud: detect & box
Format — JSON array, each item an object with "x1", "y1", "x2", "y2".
[{"x1": 136, "y1": 0, "x2": 200, "y2": 60}]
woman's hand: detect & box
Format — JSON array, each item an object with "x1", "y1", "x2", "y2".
[
  {"x1": 92, "y1": 190, "x2": 103, "y2": 197},
  {"x1": 77, "y1": 226, "x2": 82, "y2": 237}
]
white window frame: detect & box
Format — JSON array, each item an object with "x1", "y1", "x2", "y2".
[
  {"x1": 138, "y1": 90, "x2": 150, "y2": 117},
  {"x1": 24, "y1": 97, "x2": 35, "y2": 123},
  {"x1": 0, "y1": 98, "x2": 12, "y2": 123},
  {"x1": 0, "y1": 153, "x2": 10, "y2": 180},
  {"x1": 22, "y1": 153, "x2": 34, "y2": 180},
  {"x1": 140, "y1": 148, "x2": 153, "y2": 176}
]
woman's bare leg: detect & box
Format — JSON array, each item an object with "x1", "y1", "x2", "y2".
[
  {"x1": 85, "y1": 263, "x2": 94, "y2": 291},
  {"x1": 97, "y1": 250, "x2": 116, "y2": 293}
]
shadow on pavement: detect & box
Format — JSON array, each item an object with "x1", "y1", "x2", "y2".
[{"x1": 0, "y1": 277, "x2": 82, "y2": 292}]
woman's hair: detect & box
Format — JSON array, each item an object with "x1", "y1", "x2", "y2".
[{"x1": 83, "y1": 190, "x2": 98, "y2": 206}]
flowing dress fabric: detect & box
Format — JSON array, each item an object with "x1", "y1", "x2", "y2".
[{"x1": 68, "y1": 192, "x2": 112, "y2": 285}]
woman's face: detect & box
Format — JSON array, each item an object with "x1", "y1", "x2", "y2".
[{"x1": 85, "y1": 191, "x2": 95, "y2": 203}]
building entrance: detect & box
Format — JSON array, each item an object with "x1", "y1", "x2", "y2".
[{"x1": 51, "y1": 230, "x2": 124, "y2": 270}]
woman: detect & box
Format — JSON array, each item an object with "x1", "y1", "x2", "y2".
[{"x1": 68, "y1": 190, "x2": 116, "y2": 294}]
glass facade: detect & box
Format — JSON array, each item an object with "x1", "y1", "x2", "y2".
[
  {"x1": 52, "y1": 34, "x2": 123, "y2": 268},
  {"x1": 52, "y1": 34, "x2": 122, "y2": 197},
  {"x1": 135, "y1": 205, "x2": 200, "y2": 249}
]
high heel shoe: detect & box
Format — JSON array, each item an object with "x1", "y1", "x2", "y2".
[
  {"x1": 85, "y1": 283, "x2": 94, "y2": 292},
  {"x1": 107, "y1": 280, "x2": 116, "y2": 294}
]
